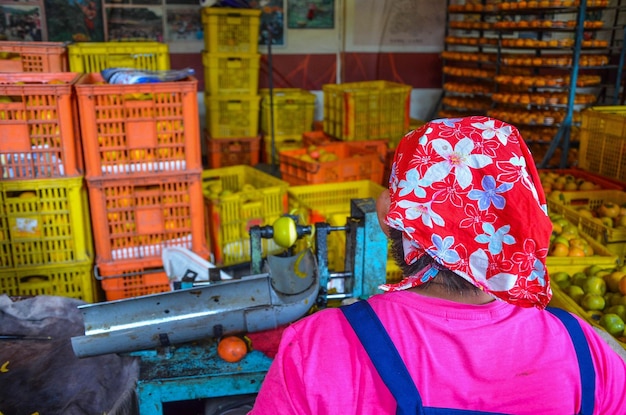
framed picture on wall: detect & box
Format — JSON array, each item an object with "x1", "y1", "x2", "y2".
[
  {"x1": 165, "y1": 6, "x2": 202, "y2": 42},
  {"x1": 44, "y1": 0, "x2": 104, "y2": 42},
  {"x1": 252, "y1": 0, "x2": 285, "y2": 47},
  {"x1": 287, "y1": 0, "x2": 333, "y2": 29},
  {"x1": 0, "y1": 3, "x2": 44, "y2": 41},
  {"x1": 106, "y1": 6, "x2": 163, "y2": 41}
]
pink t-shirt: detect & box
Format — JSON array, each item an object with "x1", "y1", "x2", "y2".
[{"x1": 249, "y1": 291, "x2": 626, "y2": 414}]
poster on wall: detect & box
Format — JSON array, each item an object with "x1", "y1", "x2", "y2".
[
  {"x1": 347, "y1": 0, "x2": 446, "y2": 52},
  {"x1": 287, "y1": 0, "x2": 333, "y2": 29},
  {"x1": 0, "y1": 3, "x2": 44, "y2": 41},
  {"x1": 106, "y1": 6, "x2": 163, "y2": 41},
  {"x1": 44, "y1": 0, "x2": 104, "y2": 41},
  {"x1": 165, "y1": 6, "x2": 202, "y2": 42},
  {"x1": 251, "y1": 0, "x2": 285, "y2": 46}
]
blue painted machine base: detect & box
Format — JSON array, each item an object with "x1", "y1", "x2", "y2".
[{"x1": 132, "y1": 339, "x2": 273, "y2": 415}]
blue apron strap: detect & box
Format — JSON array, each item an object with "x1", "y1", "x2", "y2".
[
  {"x1": 341, "y1": 300, "x2": 424, "y2": 415},
  {"x1": 546, "y1": 307, "x2": 596, "y2": 415}
]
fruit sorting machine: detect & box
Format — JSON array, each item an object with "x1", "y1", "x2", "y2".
[{"x1": 70, "y1": 197, "x2": 388, "y2": 414}]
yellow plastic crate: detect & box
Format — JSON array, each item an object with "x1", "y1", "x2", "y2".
[
  {"x1": 288, "y1": 180, "x2": 386, "y2": 270},
  {"x1": 202, "y1": 166, "x2": 289, "y2": 266},
  {"x1": 546, "y1": 230, "x2": 619, "y2": 269},
  {"x1": 260, "y1": 88, "x2": 317, "y2": 136},
  {"x1": 201, "y1": 7, "x2": 261, "y2": 54},
  {"x1": 288, "y1": 180, "x2": 386, "y2": 224},
  {"x1": 579, "y1": 106, "x2": 626, "y2": 184},
  {"x1": 203, "y1": 52, "x2": 260, "y2": 95},
  {"x1": 0, "y1": 176, "x2": 93, "y2": 269},
  {"x1": 205, "y1": 94, "x2": 261, "y2": 138},
  {"x1": 67, "y1": 42, "x2": 170, "y2": 73},
  {"x1": 323, "y1": 80, "x2": 411, "y2": 141},
  {"x1": 386, "y1": 258, "x2": 402, "y2": 284},
  {"x1": 0, "y1": 258, "x2": 97, "y2": 302},
  {"x1": 548, "y1": 190, "x2": 626, "y2": 263}
]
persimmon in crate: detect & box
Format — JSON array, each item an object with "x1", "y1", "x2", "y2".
[
  {"x1": 74, "y1": 73, "x2": 201, "y2": 178},
  {"x1": 278, "y1": 142, "x2": 384, "y2": 185},
  {"x1": 86, "y1": 171, "x2": 209, "y2": 271},
  {"x1": 0, "y1": 72, "x2": 82, "y2": 180}
]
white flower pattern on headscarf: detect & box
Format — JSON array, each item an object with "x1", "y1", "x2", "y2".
[{"x1": 422, "y1": 138, "x2": 492, "y2": 189}]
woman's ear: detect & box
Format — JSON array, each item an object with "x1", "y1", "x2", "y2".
[{"x1": 376, "y1": 189, "x2": 390, "y2": 236}]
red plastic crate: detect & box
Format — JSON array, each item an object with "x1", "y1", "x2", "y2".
[
  {"x1": 74, "y1": 73, "x2": 202, "y2": 178},
  {"x1": 278, "y1": 142, "x2": 384, "y2": 185},
  {"x1": 0, "y1": 72, "x2": 82, "y2": 180},
  {"x1": 205, "y1": 132, "x2": 261, "y2": 168},
  {"x1": 86, "y1": 171, "x2": 209, "y2": 272},
  {"x1": 96, "y1": 261, "x2": 171, "y2": 301},
  {"x1": 0, "y1": 41, "x2": 68, "y2": 72}
]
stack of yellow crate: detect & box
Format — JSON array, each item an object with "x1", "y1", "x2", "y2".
[
  {"x1": 0, "y1": 69, "x2": 98, "y2": 303},
  {"x1": 260, "y1": 88, "x2": 317, "y2": 165},
  {"x1": 201, "y1": 7, "x2": 263, "y2": 168}
]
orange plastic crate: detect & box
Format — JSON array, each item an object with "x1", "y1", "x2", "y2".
[
  {"x1": 86, "y1": 171, "x2": 209, "y2": 271},
  {"x1": 0, "y1": 72, "x2": 82, "y2": 180},
  {"x1": 262, "y1": 134, "x2": 303, "y2": 165},
  {"x1": 302, "y1": 130, "x2": 388, "y2": 164},
  {"x1": 0, "y1": 41, "x2": 68, "y2": 72},
  {"x1": 96, "y1": 261, "x2": 171, "y2": 301},
  {"x1": 205, "y1": 133, "x2": 261, "y2": 168},
  {"x1": 74, "y1": 73, "x2": 202, "y2": 178},
  {"x1": 278, "y1": 142, "x2": 384, "y2": 185},
  {"x1": 302, "y1": 130, "x2": 339, "y2": 147}
]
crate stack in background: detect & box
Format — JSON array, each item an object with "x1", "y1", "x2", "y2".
[
  {"x1": 260, "y1": 88, "x2": 316, "y2": 166},
  {"x1": 278, "y1": 81, "x2": 412, "y2": 187},
  {"x1": 74, "y1": 63, "x2": 209, "y2": 301},
  {"x1": 201, "y1": 7, "x2": 263, "y2": 168},
  {"x1": 0, "y1": 70, "x2": 98, "y2": 303}
]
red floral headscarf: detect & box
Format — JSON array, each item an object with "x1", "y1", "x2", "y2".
[{"x1": 380, "y1": 116, "x2": 553, "y2": 309}]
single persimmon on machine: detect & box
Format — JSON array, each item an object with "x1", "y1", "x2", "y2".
[{"x1": 69, "y1": 198, "x2": 388, "y2": 415}]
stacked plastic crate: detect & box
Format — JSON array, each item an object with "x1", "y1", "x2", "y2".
[
  {"x1": 201, "y1": 7, "x2": 263, "y2": 168},
  {"x1": 0, "y1": 69, "x2": 98, "y2": 303},
  {"x1": 260, "y1": 88, "x2": 316, "y2": 165},
  {"x1": 73, "y1": 50, "x2": 209, "y2": 301}
]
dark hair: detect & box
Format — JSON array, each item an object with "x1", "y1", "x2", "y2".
[{"x1": 388, "y1": 228, "x2": 483, "y2": 296}]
